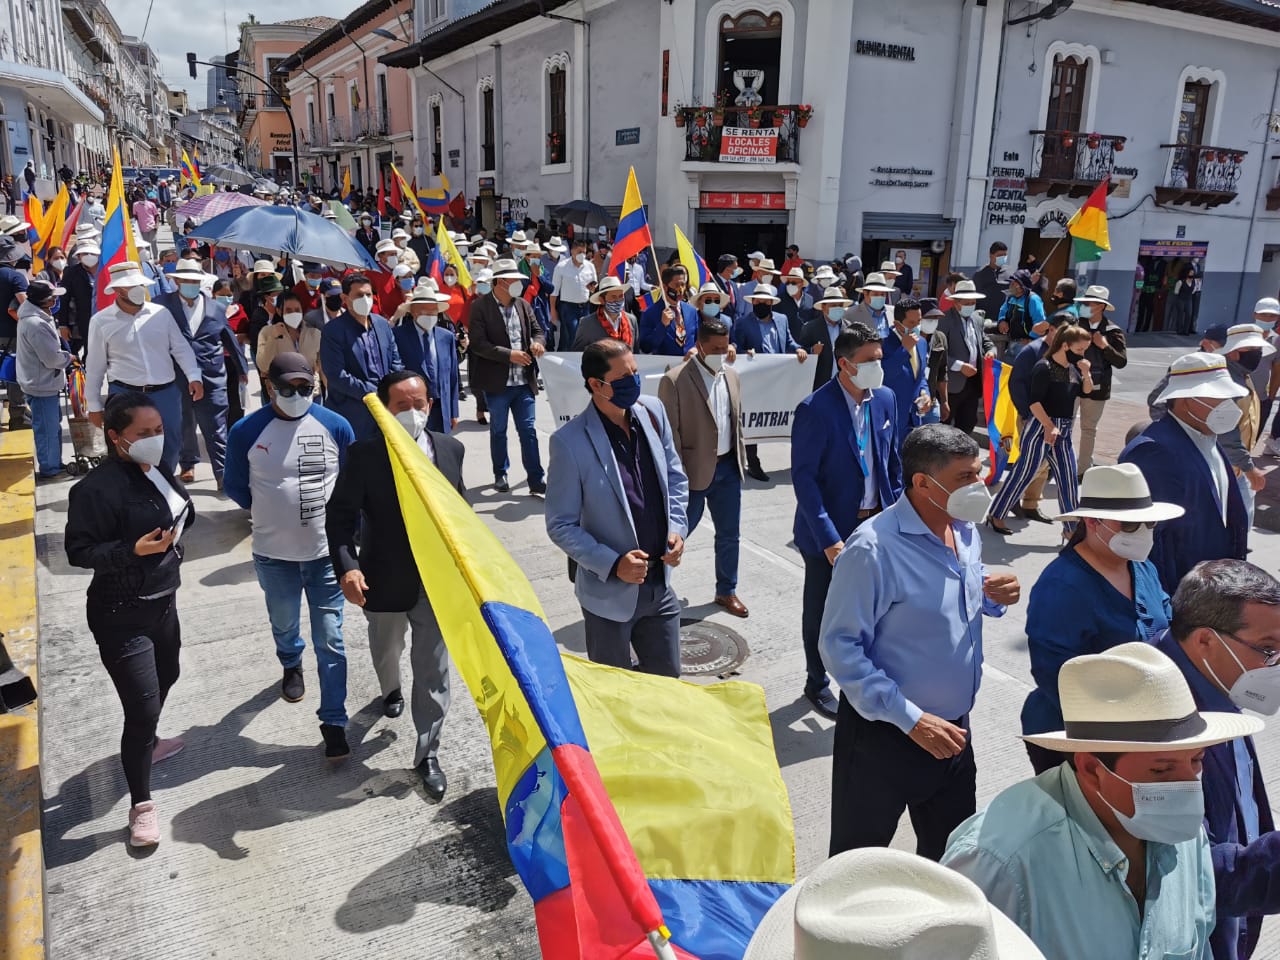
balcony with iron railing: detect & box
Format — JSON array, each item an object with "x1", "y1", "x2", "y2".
[
  {"x1": 1155, "y1": 144, "x2": 1248, "y2": 208},
  {"x1": 1027, "y1": 130, "x2": 1126, "y2": 197},
  {"x1": 674, "y1": 104, "x2": 810, "y2": 164}
]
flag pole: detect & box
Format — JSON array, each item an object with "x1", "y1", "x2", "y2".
[
  {"x1": 646, "y1": 930, "x2": 678, "y2": 960},
  {"x1": 648, "y1": 239, "x2": 670, "y2": 309}
]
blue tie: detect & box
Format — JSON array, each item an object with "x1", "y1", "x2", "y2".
[{"x1": 1233, "y1": 738, "x2": 1261, "y2": 842}]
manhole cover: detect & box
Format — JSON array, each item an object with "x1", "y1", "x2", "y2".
[{"x1": 679, "y1": 620, "x2": 750, "y2": 676}]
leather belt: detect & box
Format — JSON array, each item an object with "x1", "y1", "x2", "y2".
[
  {"x1": 857, "y1": 507, "x2": 881, "y2": 519},
  {"x1": 109, "y1": 379, "x2": 175, "y2": 393}
]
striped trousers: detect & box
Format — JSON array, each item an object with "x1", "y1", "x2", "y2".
[{"x1": 990, "y1": 416, "x2": 1080, "y2": 526}]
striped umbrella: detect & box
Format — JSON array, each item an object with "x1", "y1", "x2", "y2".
[{"x1": 176, "y1": 191, "x2": 268, "y2": 221}]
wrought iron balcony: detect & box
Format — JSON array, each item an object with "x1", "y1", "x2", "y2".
[
  {"x1": 1027, "y1": 130, "x2": 1126, "y2": 198},
  {"x1": 1266, "y1": 155, "x2": 1280, "y2": 212},
  {"x1": 1154, "y1": 144, "x2": 1247, "y2": 208},
  {"x1": 675, "y1": 104, "x2": 809, "y2": 164}
]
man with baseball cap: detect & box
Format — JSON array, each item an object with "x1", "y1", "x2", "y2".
[
  {"x1": 225, "y1": 352, "x2": 355, "y2": 762},
  {"x1": 15, "y1": 278, "x2": 69, "y2": 476},
  {"x1": 1122, "y1": 352, "x2": 1249, "y2": 591},
  {"x1": 945, "y1": 642, "x2": 1262, "y2": 960}
]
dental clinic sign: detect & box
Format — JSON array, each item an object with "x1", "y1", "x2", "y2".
[{"x1": 720, "y1": 127, "x2": 779, "y2": 163}]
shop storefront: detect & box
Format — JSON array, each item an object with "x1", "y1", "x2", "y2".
[
  {"x1": 694, "y1": 190, "x2": 792, "y2": 266},
  {"x1": 1135, "y1": 238, "x2": 1209, "y2": 333},
  {"x1": 860, "y1": 213, "x2": 955, "y2": 300}
]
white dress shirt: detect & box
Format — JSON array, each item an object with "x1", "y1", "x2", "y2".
[
  {"x1": 843, "y1": 388, "x2": 879, "y2": 511},
  {"x1": 695, "y1": 359, "x2": 732, "y2": 456},
  {"x1": 627, "y1": 261, "x2": 653, "y2": 296},
  {"x1": 551, "y1": 257, "x2": 597, "y2": 304},
  {"x1": 1174, "y1": 413, "x2": 1230, "y2": 524},
  {"x1": 949, "y1": 316, "x2": 980, "y2": 372},
  {"x1": 84, "y1": 301, "x2": 201, "y2": 412},
  {"x1": 416, "y1": 427, "x2": 436, "y2": 462}
]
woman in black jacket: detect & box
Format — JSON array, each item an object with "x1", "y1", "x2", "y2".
[{"x1": 65, "y1": 392, "x2": 194, "y2": 848}]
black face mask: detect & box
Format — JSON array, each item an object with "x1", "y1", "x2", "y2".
[
  {"x1": 1238, "y1": 350, "x2": 1263, "y2": 372},
  {"x1": 324, "y1": 294, "x2": 343, "y2": 312},
  {"x1": 753, "y1": 302, "x2": 774, "y2": 320}
]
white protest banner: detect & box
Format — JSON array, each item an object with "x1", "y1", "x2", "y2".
[{"x1": 538, "y1": 352, "x2": 813, "y2": 442}]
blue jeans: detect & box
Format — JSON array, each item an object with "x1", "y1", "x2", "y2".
[
  {"x1": 252, "y1": 555, "x2": 348, "y2": 726},
  {"x1": 557, "y1": 300, "x2": 588, "y2": 350},
  {"x1": 484, "y1": 383, "x2": 543, "y2": 483},
  {"x1": 29, "y1": 393, "x2": 63, "y2": 475},
  {"x1": 686, "y1": 459, "x2": 742, "y2": 596},
  {"x1": 179, "y1": 379, "x2": 229, "y2": 480},
  {"x1": 107, "y1": 380, "x2": 183, "y2": 475}
]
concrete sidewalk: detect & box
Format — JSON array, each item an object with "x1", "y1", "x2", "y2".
[{"x1": 32, "y1": 334, "x2": 1280, "y2": 959}]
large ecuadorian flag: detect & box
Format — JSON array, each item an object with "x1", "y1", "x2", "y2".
[
  {"x1": 364, "y1": 396, "x2": 794, "y2": 960},
  {"x1": 982, "y1": 356, "x2": 1021, "y2": 486}
]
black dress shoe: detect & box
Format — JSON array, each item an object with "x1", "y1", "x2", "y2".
[
  {"x1": 985, "y1": 518, "x2": 1013, "y2": 536},
  {"x1": 494, "y1": 473, "x2": 510, "y2": 492},
  {"x1": 528, "y1": 480, "x2": 547, "y2": 496},
  {"x1": 417, "y1": 756, "x2": 447, "y2": 801},
  {"x1": 804, "y1": 688, "x2": 839, "y2": 720},
  {"x1": 281, "y1": 666, "x2": 305, "y2": 703},
  {"x1": 746, "y1": 462, "x2": 770, "y2": 482},
  {"x1": 1012, "y1": 505, "x2": 1052, "y2": 524},
  {"x1": 383, "y1": 689, "x2": 405, "y2": 718},
  {"x1": 320, "y1": 723, "x2": 350, "y2": 761}
]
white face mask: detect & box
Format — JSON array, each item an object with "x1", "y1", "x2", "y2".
[
  {"x1": 350, "y1": 294, "x2": 374, "y2": 317},
  {"x1": 702, "y1": 352, "x2": 725, "y2": 373},
  {"x1": 413, "y1": 226, "x2": 424, "y2": 236},
  {"x1": 573, "y1": 252, "x2": 585, "y2": 265},
  {"x1": 1203, "y1": 630, "x2": 1280, "y2": 715},
  {"x1": 274, "y1": 391, "x2": 312, "y2": 418},
  {"x1": 121, "y1": 433, "x2": 164, "y2": 466},
  {"x1": 443, "y1": 275, "x2": 458, "y2": 288},
  {"x1": 844, "y1": 358, "x2": 884, "y2": 391},
  {"x1": 124, "y1": 286, "x2": 147, "y2": 306},
  {"x1": 925, "y1": 475, "x2": 993, "y2": 524},
  {"x1": 414, "y1": 313, "x2": 437, "y2": 332},
  {"x1": 920, "y1": 319, "x2": 939, "y2": 335},
  {"x1": 382, "y1": 254, "x2": 398, "y2": 269},
  {"x1": 959, "y1": 304, "x2": 976, "y2": 318},
  {"x1": 50, "y1": 258, "x2": 66, "y2": 271},
  {"x1": 787, "y1": 283, "x2": 802, "y2": 295},
  {"x1": 282, "y1": 311, "x2": 304, "y2": 329},
  {"x1": 395, "y1": 407, "x2": 429, "y2": 439},
  {"x1": 81, "y1": 253, "x2": 99, "y2": 268},
  {"x1": 507, "y1": 280, "x2": 524, "y2": 298},
  {"x1": 1098, "y1": 766, "x2": 1205, "y2": 845},
  {"x1": 1096, "y1": 521, "x2": 1155, "y2": 562},
  {"x1": 1201, "y1": 400, "x2": 1243, "y2": 435}
]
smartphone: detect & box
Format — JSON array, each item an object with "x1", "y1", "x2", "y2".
[{"x1": 170, "y1": 501, "x2": 190, "y2": 534}]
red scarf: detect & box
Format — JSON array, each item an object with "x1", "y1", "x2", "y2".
[{"x1": 598, "y1": 306, "x2": 633, "y2": 346}]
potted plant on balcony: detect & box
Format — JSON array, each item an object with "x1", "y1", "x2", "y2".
[
  {"x1": 795, "y1": 104, "x2": 814, "y2": 127},
  {"x1": 712, "y1": 89, "x2": 729, "y2": 126},
  {"x1": 1086, "y1": 132, "x2": 1101, "y2": 150},
  {"x1": 1061, "y1": 132, "x2": 1075, "y2": 149},
  {"x1": 746, "y1": 104, "x2": 763, "y2": 128},
  {"x1": 773, "y1": 107, "x2": 788, "y2": 128},
  {"x1": 674, "y1": 102, "x2": 687, "y2": 127}
]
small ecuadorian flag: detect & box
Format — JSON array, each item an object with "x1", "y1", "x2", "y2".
[{"x1": 1067, "y1": 176, "x2": 1110, "y2": 262}]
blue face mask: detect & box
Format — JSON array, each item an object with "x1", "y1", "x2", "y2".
[
  {"x1": 306, "y1": 277, "x2": 322, "y2": 289},
  {"x1": 996, "y1": 255, "x2": 1008, "y2": 267},
  {"x1": 162, "y1": 261, "x2": 177, "y2": 274},
  {"x1": 178, "y1": 282, "x2": 201, "y2": 300},
  {"x1": 701, "y1": 301, "x2": 721, "y2": 318},
  {"x1": 870, "y1": 296, "x2": 886, "y2": 312},
  {"x1": 828, "y1": 306, "x2": 846, "y2": 322},
  {"x1": 476, "y1": 282, "x2": 492, "y2": 296},
  {"x1": 1258, "y1": 319, "x2": 1277, "y2": 332},
  {"x1": 959, "y1": 304, "x2": 976, "y2": 317},
  {"x1": 216, "y1": 295, "x2": 234, "y2": 306},
  {"x1": 606, "y1": 373, "x2": 642, "y2": 409},
  {"x1": 399, "y1": 278, "x2": 414, "y2": 291},
  {"x1": 50, "y1": 297, "x2": 61, "y2": 315}
]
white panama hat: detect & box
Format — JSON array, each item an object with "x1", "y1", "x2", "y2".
[
  {"x1": 1022, "y1": 642, "x2": 1264, "y2": 754},
  {"x1": 1154, "y1": 351, "x2": 1250, "y2": 404},
  {"x1": 1053, "y1": 463, "x2": 1185, "y2": 523},
  {"x1": 588, "y1": 274, "x2": 629, "y2": 304},
  {"x1": 103, "y1": 261, "x2": 150, "y2": 291},
  {"x1": 950, "y1": 280, "x2": 986, "y2": 301},
  {"x1": 746, "y1": 282, "x2": 780, "y2": 304},
  {"x1": 489, "y1": 258, "x2": 525, "y2": 280},
  {"x1": 691, "y1": 280, "x2": 724, "y2": 302},
  {"x1": 170, "y1": 261, "x2": 209, "y2": 282},
  {"x1": 1074, "y1": 284, "x2": 1116, "y2": 311},
  {"x1": 745, "y1": 847, "x2": 1046, "y2": 960},
  {"x1": 817, "y1": 286, "x2": 853, "y2": 307},
  {"x1": 544, "y1": 236, "x2": 567, "y2": 253},
  {"x1": 857, "y1": 272, "x2": 895, "y2": 294}
]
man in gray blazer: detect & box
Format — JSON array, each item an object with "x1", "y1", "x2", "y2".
[
  {"x1": 937, "y1": 279, "x2": 995, "y2": 435},
  {"x1": 545, "y1": 338, "x2": 690, "y2": 677}
]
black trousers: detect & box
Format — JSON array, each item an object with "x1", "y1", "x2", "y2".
[
  {"x1": 948, "y1": 376, "x2": 984, "y2": 435},
  {"x1": 581, "y1": 580, "x2": 682, "y2": 678},
  {"x1": 801, "y1": 553, "x2": 833, "y2": 696},
  {"x1": 88, "y1": 596, "x2": 182, "y2": 806},
  {"x1": 830, "y1": 694, "x2": 976, "y2": 862},
  {"x1": 226, "y1": 376, "x2": 244, "y2": 429}
]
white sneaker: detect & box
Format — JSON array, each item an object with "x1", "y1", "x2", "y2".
[{"x1": 1264, "y1": 438, "x2": 1280, "y2": 458}]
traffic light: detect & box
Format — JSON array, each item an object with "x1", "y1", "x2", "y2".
[{"x1": 187, "y1": 52, "x2": 197, "y2": 79}]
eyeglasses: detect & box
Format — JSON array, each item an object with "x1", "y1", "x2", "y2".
[
  {"x1": 271, "y1": 381, "x2": 314, "y2": 398},
  {"x1": 1221, "y1": 631, "x2": 1280, "y2": 667}
]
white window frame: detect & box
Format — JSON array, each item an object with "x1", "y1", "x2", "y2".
[
  {"x1": 1036, "y1": 41, "x2": 1102, "y2": 134},
  {"x1": 1162, "y1": 66, "x2": 1228, "y2": 186},
  {"x1": 541, "y1": 52, "x2": 570, "y2": 176},
  {"x1": 701, "y1": 0, "x2": 795, "y2": 106},
  {"x1": 477, "y1": 75, "x2": 496, "y2": 175}
]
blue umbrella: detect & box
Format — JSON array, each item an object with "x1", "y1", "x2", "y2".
[{"x1": 186, "y1": 204, "x2": 378, "y2": 270}]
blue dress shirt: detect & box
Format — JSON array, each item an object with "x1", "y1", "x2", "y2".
[
  {"x1": 818, "y1": 493, "x2": 1004, "y2": 734},
  {"x1": 1021, "y1": 549, "x2": 1171, "y2": 736},
  {"x1": 943, "y1": 763, "x2": 1216, "y2": 960}
]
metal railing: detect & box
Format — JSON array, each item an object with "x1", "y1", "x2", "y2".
[
  {"x1": 1160, "y1": 143, "x2": 1246, "y2": 195},
  {"x1": 675, "y1": 105, "x2": 807, "y2": 163},
  {"x1": 1028, "y1": 130, "x2": 1126, "y2": 186}
]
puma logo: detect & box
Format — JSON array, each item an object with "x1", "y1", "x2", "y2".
[{"x1": 255, "y1": 442, "x2": 271, "y2": 454}]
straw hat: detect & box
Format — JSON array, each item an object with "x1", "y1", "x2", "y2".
[
  {"x1": 754, "y1": 257, "x2": 778, "y2": 276},
  {"x1": 879, "y1": 259, "x2": 900, "y2": 275},
  {"x1": 409, "y1": 282, "x2": 451, "y2": 304},
  {"x1": 1054, "y1": 463, "x2": 1185, "y2": 523},
  {"x1": 1154, "y1": 352, "x2": 1250, "y2": 403},
  {"x1": 171, "y1": 261, "x2": 208, "y2": 282},
  {"x1": 1074, "y1": 285, "x2": 1115, "y2": 311},
  {"x1": 522, "y1": 242, "x2": 543, "y2": 258},
  {"x1": 745, "y1": 848, "x2": 1046, "y2": 960},
  {"x1": 1023, "y1": 642, "x2": 1263, "y2": 754},
  {"x1": 374, "y1": 238, "x2": 399, "y2": 256},
  {"x1": 781, "y1": 266, "x2": 806, "y2": 283},
  {"x1": 489, "y1": 258, "x2": 524, "y2": 280},
  {"x1": 544, "y1": 236, "x2": 567, "y2": 254},
  {"x1": 588, "y1": 274, "x2": 628, "y2": 304},
  {"x1": 817, "y1": 286, "x2": 853, "y2": 307},
  {"x1": 950, "y1": 280, "x2": 986, "y2": 301},
  {"x1": 509, "y1": 230, "x2": 529, "y2": 247},
  {"x1": 391, "y1": 227, "x2": 409, "y2": 241},
  {"x1": 858, "y1": 272, "x2": 895, "y2": 294},
  {"x1": 252, "y1": 258, "x2": 277, "y2": 275},
  {"x1": 691, "y1": 281, "x2": 724, "y2": 302},
  {"x1": 747, "y1": 283, "x2": 780, "y2": 304},
  {"x1": 1220, "y1": 323, "x2": 1277, "y2": 358},
  {"x1": 813, "y1": 265, "x2": 836, "y2": 281},
  {"x1": 103, "y1": 261, "x2": 149, "y2": 291},
  {"x1": 1254, "y1": 297, "x2": 1280, "y2": 316}
]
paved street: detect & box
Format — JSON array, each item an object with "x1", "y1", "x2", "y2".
[{"x1": 33, "y1": 333, "x2": 1280, "y2": 959}]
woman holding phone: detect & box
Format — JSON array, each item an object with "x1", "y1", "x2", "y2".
[{"x1": 65, "y1": 392, "x2": 194, "y2": 848}]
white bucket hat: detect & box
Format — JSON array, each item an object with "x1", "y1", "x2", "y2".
[
  {"x1": 252, "y1": 259, "x2": 277, "y2": 274},
  {"x1": 1074, "y1": 284, "x2": 1115, "y2": 311},
  {"x1": 858, "y1": 272, "x2": 895, "y2": 294},
  {"x1": 1254, "y1": 297, "x2": 1280, "y2": 316},
  {"x1": 745, "y1": 848, "x2": 1046, "y2": 960},
  {"x1": 1024, "y1": 642, "x2": 1263, "y2": 753},
  {"x1": 1155, "y1": 351, "x2": 1250, "y2": 404},
  {"x1": 1220, "y1": 323, "x2": 1277, "y2": 358},
  {"x1": 813, "y1": 266, "x2": 836, "y2": 282},
  {"x1": 748, "y1": 250, "x2": 766, "y2": 263},
  {"x1": 817, "y1": 286, "x2": 853, "y2": 307},
  {"x1": 375, "y1": 238, "x2": 399, "y2": 256},
  {"x1": 489, "y1": 258, "x2": 524, "y2": 280},
  {"x1": 75, "y1": 242, "x2": 101, "y2": 257},
  {"x1": 103, "y1": 261, "x2": 150, "y2": 291},
  {"x1": 747, "y1": 283, "x2": 780, "y2": 304},
  {"x1": 1054, "y1": 463, "x2": 1185, "y2": 523},
  {"x1": 391, "y1": 227, "x2": 409, "y2": 241},
  {"x1": 950, "y1": 279, "x2": 986, "y2": 301},
  {"x1": 588, "y1": 274, "x2": 629, "y2": 304}
]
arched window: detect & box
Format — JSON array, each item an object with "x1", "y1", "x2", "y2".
[
  {"x1": 427, "y1": 94, "x2": 443, "y2": 176},
  {"x1": 717, "y1": 10, "x2": 782, "y2": 106},
  {"x1": 478, "y1": 76, "x2": 496, "y2": 172},
  {"x1": 544, "y1": 53, "x2": 569, "y2": 167}
]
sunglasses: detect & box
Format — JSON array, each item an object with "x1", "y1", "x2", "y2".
[
  {"x1": 1104, "y1": 520, "x2": 1157, "y2": 533},
  {"x1": 271, "y1": 381, "x2": 314, "y2": 398}
]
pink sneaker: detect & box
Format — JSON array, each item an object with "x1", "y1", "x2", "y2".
[
  {"x1": 152, "y1": 737, "x2": 185, "y2": 764},
  {"x1": 128, "y1": 801, "x2": 160, "y2": 847}
]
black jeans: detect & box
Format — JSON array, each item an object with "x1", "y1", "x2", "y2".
[
  {"x1": 801, "y1": 553, "x2": 834, "y2": 696},
  {"x1": 88, "y1": 596, "x2": 182, "y2": 806},
  {"x1": 830, "y1": 694, "x2": 976, "y2": 861}
]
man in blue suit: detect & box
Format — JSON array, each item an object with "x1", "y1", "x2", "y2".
[
  {"x1": 320, "y1": 273, "x2": 404, "y2": 440},
  {"x1": 734, "y1": 282, "x2": 808, "y2": 481},
  {"x1": 637, "y1": 265, "x2": 698, "y2": 357},
  {"x1": 160, "y1": 260, "x2": 246, "y2": 487},
  {"x1": 545, "y1": 338, "x2": 689, "y2": 678},
  {"x1": 792, "y1": 322, "x2": 903, "y2": 718},
  {"x1": 734, "y1": 256, "x2": 778, "y2": 326},
  {"x1": 393, "y1": 283, "x2": 460, "y2": 434},
  {"x1": 1120, "y1": 351, "x2": 1249, "y2": 594},
  {"x1": 882, "y1": 297, "x2": 935, "y2": 442}
]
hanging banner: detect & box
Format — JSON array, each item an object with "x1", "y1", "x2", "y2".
[
  {"x1": 538, "y1": 352, "x2": 813, "y2": 442},
  {"x1": 719, "y1": 127, "x2": 779, "y2": 164}
]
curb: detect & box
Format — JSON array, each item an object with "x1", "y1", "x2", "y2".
[{"x1": 0, "y1": 427, "x2": 44, "y2": 960}]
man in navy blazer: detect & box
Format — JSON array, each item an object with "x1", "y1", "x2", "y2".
[
  {"x1": 638, "y1": 265, "x2": 698, "y2": 357},
  {"x1": 393, "y1": 284, "x2": 460, "y2": 434},
  {"x1": 792, "y1": 322, "x2": 904, "y2": 717},
  {"x1": 1120, "y1": 351, "x2": 1248, "y2": 594},
  {"x1": 734, "y1": 282, "x2": 808, "y2": 481},
  {"x1": 545, "y1": 338, "x2": 689, "y2": 678},
  {"x1": 882, "y1": 296, "x2": 935, "y2": 442},
  {"x1": 320, "y1": 273, "x2": 404, "y2": 440},
  {"x1": 159, "y1": 261, "x2": 246, "y2": 486}
]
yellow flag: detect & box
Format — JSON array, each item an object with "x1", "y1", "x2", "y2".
[{"x1": 434, "y1": 216, "x2": 472, "y2": 289}]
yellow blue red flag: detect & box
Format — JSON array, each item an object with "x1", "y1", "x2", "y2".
[
  {"x1": 982, "y1": 356, "x2": 1021, "y2": 484},
  {"x1": 433, "y1": 215, "x2": 472, "y2": 290},
  {"x1": 363, "y1": 395, "x2": 794, "y2": 959},
  {"x1": 95, "y1": 146, "x2": 140, "y2": 311},
  {"x1": 673, "y1": 224, "x2": 712, "y2": 293},
  {"x1": 613, "y1": 167, "x2": 653, "y2": 267}
]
